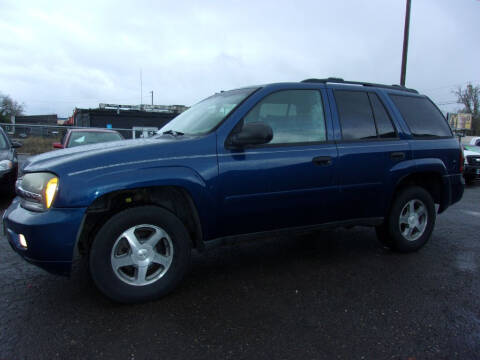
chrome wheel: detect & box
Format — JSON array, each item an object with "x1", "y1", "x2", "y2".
[
  {"x1": 110, "y1": 224, "x2": 174, "y2": 286},
  {"x1": 398, "y1": 199, "x2": 428, "y2": 242}
]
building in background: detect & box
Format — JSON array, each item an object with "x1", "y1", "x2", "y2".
[
  {"x1": 66, "y1": 104, "x2": 188, "y2": 138},
  {"x1": 10, "y1": 114, "x2": 58, "y2": 137}
]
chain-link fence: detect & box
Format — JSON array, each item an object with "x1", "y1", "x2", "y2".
[{"x1": 0, "y1": 123, "x2": 160, "y2": 155}]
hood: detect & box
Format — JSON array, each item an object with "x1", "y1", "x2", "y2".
[
  {"x1": 22, "y1": 135, "x2": 199, "y2": 176},
  {"x1": 463, "y1": 145, "x2": 480, "y2": 156}
]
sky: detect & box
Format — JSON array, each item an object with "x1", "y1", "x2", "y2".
[{"x1": 0, "y1": 0, "x2": 478, "y2": 117}]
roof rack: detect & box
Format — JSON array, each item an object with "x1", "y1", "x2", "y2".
[{"x1": 301, "y1": 77, "x2": 418, "y2": 94}]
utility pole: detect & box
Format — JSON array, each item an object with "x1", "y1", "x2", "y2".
[
  {"x1": 149, "y1": 91, "x2": 153, "y2": 105},
  {"x1": 400, "y1": 0, "x2": 412, "y2": 86},
  {"x1": 140, "y1": 69, "x2": 143, "y2": 108}
]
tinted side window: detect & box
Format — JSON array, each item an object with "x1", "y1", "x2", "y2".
[
  {"x1": 368, "y1": 93, "x2": 396, "y2": 138},
  {"x1": 390, "y1": 95, "x2": 452, "y2": 137},
  {"x1": 334, "y1": 91, "x2": 377, "y2": 140},
  {"x1": 244, "y1": 90, "x2": 326, "y2": 144}
]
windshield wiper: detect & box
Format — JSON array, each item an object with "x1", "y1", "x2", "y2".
[{"x1": 162, "y1": 130, "x2": 185, "y2": 137}]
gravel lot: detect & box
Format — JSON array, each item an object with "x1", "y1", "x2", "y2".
[{"x1": 1, "y1": 179, "x2": 479, "y2": 359}]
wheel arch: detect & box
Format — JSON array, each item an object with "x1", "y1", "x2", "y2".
[
  {"x1": 392, "y1": 171, "x2": 444, "y2": 210},
  {"x1": 76, "y1": 185, "x2": 204, "y2": 258}
]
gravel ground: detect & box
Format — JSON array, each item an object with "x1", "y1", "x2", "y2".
[{"x1": 0, "y1": 182, "x2": 479, "y2": 359}]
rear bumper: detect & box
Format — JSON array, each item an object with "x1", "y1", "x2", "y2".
[
  {"x1": 439, "y1": 173, "x2": 464, "y2": 213},
  {"x1": 2, "y1": 198, "x2": 86, "y2": 275}
]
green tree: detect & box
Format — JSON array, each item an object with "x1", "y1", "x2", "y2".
[
  {"x1": 0, "y1": 93, "x2": 25, "y2": 123},
  {"x1": 454, "y1": 84, "x2": 479, "y2": 134}
]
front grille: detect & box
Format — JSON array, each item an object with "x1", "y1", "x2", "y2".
[{"x1": 467, "y1": 155, "x2": 480, "y2": 165}]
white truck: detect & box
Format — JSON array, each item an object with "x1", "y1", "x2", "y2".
[{"x1": 463, "y1": 144, "x2": 480, "y2": 184}]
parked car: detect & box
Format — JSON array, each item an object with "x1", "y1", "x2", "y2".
[
  {"x1": 0, "y1": 127, "x2": 22, "y2": 195},
  {"x1": 53, "y1": 128, "x2": 124, "y2": 149},
  {"x1": 469, "y1": 136, "x2": 480, "y2": 146},
  {"x1": 4, "y1": 78, "x2": 464, "y2": 303},
  {"x1": 463, "y1": 144, "x2": 480, "y2": 184}
]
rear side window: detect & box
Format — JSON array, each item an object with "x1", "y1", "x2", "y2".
[
  {"x1": 368, "y1": 93, "x2": 396, "y2": 138},
  {"x1": 390, "y1": 95, "x2": 452, "y2": 138},
  {"x1": 334, "y1": 91, "x2": 377, "y2": 140}
]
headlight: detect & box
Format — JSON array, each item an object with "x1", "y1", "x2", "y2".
[
  {"x1": 16, "y1": 172, "x2": 59, "y2": 211},
  {"x1": 0, "y1": 160, "x2": 13, "y2": 172}
]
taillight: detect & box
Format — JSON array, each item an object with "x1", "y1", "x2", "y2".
[{"x1": 459, "y1": 146, "x2": 464, "y2": 173}]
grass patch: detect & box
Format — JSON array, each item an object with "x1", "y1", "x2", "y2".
[{"x1": 14, "y1": 136, "x2": 61, "y2": 155}]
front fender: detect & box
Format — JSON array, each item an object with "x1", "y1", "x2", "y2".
[
  {"x1": 53, "y1": 166, "x2": 214, "y2": 237},
  {"x1": 57, "y1": 166, "x2": 208, "y2": 208}
]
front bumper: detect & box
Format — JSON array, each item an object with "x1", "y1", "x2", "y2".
[
  {"x1": 2, "y1": 198, "x2": 86, "y2": 275},
  {"x1": 464, "y1": 165, "x2": 480, "y2": 179}
]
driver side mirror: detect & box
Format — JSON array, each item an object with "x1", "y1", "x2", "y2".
[
  {"x1": 11, "y1": 141, "x2": 22, "y2": 148},
  {"x1": 227, "y1": 122, "x2": 273, "y2": 148},
  {"x1": 53, "y1": 142, "x2": 64, "y2": 149}
]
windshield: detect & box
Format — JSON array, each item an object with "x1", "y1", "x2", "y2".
[
  {"x1": 160, "y1": 87, "x2": 258, "y2": 135},
  {"x1": 68, "y1": 131, "x2": 123, "y2": 148},
  {"x1": 0, "y1": 131, "x2": 8, "y2": 149}
]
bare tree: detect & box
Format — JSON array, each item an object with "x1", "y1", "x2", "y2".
[
  {"x1": 454, "y1": 84, "x2": 479, "y2": 134},
  {"x1": 0, "y1": 93, "x2": 25, "y2": 123}
]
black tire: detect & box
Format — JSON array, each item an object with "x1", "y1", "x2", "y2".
[
  {"x1": 376, "y1": 186, "x2": 436, "y2": 253},
  {"x1": 89, "y1": 206, "x2": 191, "y2": 303},
  {"x1": 465, "y1": 176, "x2": 474, "y2": 185}
]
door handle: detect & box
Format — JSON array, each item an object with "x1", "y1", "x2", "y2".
[
  {"x1": 312, "y1": 156, "x2": 332, "y2": 166},
  {"x1": 390, "y1": 152, "x2": 405, "y2": 160}
]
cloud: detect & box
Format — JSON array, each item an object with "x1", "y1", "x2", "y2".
[{"x1": 0, "y1": 0, "x2": 478, "y2": 116}]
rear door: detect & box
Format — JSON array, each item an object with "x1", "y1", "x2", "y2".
[
  {"x1": 216, "y1": 88, "x2": 339, "y2": 236},
  {"x1": 330, "y1": 89, "x2": 411, "y2": 220}
]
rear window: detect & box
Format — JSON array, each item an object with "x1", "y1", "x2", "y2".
[
  {"x1": 68, "y1": 131, "x2": 123, "y2": 147},
  {"x1": 390, "y1": 95, "x2": 452, "y2": 138}
]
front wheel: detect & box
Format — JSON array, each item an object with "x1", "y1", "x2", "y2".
[
  {"x1": 376, "y1": 186, "x2": 436, "y2": 253},
  {"x1": 464, "y1": 176, "x2": 475, "y2": 185},
  {"x1": 89, "y1": 206, "x2": 191, "y2": 303}
]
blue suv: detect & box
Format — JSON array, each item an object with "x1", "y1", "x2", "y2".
[{"x1": 3, "y1": 78, "x2": 464, "y2": 303}]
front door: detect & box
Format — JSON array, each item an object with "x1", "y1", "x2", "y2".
[{"x1": 216, "y1": 89, "x2": 339, "y2": 237}]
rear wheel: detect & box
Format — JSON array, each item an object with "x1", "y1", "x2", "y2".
[
  {"x1": 376, "y1": 186, "x2": 435, "y2": 253},
  {"x1": 89, "y1": 206, "x2": 191, "y2": 303}
]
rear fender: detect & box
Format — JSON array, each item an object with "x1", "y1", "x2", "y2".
[{"x1": 387, "y1": 158, "x2": 448, "y2": 213}]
